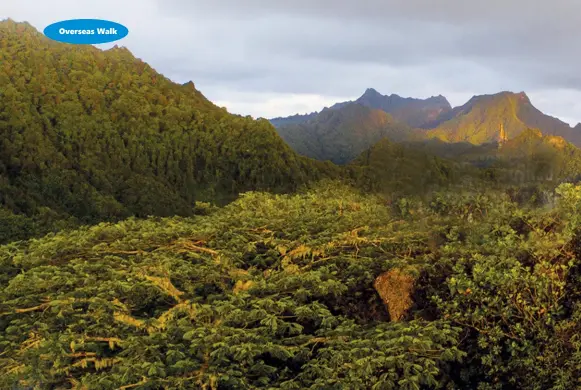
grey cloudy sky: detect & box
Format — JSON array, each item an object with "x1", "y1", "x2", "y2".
[{"x1": 3, "y1": 0, "x2": 581, "y2": 124}]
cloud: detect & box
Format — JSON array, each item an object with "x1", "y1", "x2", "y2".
[
  {"x1": 212, "y1": 91, "x2": 350, "y2": 118},
  {"x1": 3, "y1": 0, "x2": 581, "y2": 124}
]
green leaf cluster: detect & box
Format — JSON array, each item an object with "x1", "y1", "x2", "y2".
[
  {"x1": 4, "y1": 181, "x2": 581, "y2": 388},
  {"x1": 0, "y1": 182, "x2": 465, "y2": 389}
]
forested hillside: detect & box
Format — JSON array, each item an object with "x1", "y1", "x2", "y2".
[
  {"x1": 276, "y1": 103, "x2": 420, "y2": 164},
  {"x1": 350, "y1": 138, "x2": 462, "y2": 195},
  {"x1": 403, "y1": 128, "x2": 581, "y2": 182},
  {"x1": 0, "y1": 19, "x2": 339, "y2": 243},
  {"x1": 489, "y1": 129, "x2": 581, "y2": 182}
]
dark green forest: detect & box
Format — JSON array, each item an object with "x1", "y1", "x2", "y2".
[
  {"x1": 4, "y1": 18, "x2": 581, "y2": 390},
  {"x1": 276, "y1": 103, "x2": 417, "y2": 164}
]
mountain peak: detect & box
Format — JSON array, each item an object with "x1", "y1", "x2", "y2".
[
  {"x1": 109, "y1": 44, "x2": 130, "y2": 52},
  {"x1": 516, "y1": 91, "x2": 530, "y2": 102},
  {"x1": 485, "y1": 91, "x2": 530, "y2": 101},
  {"x1": 426, "y1": 94, "x2": 450, "y2": 105},
  {"x1": 0, "y1": 18, "x2": 37, "y2": 32},
  {"x1": 362, "y1": 88, "x2": 382, "y2": 97},
  {"x1": 183, "y1": 80, "x2": 196, "y2": 89},
  {"x1": 464, "y1": 91, "x2": 526, "y2": 106},
  {"x1": 425, "y1": 90, "x2": 581, "y2": 146},
  {"x1": 498, "y1": 91, "x2": 530, "y2": 101},
  {"x1": 0, "y1": 18, "x2": 21, "y2": 25}
]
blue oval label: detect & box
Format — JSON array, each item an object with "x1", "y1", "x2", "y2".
[{"x1": 43, "y1": 19, "x2": 128, "y2": 44}]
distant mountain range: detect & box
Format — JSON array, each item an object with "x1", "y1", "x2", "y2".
[
  {"x1": 270, "y1": 88, "x2": 451, "y2": 129},
  {"x1": 272, "y1": 89, "x2": 581, "y2": 164}
]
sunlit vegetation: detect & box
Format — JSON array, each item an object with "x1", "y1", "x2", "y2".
[
  {"x1": 4, "y1": 18, "x2": 581, "y2": 390},
  {"x1": 3, "y1": 181, "x2": 581, "y2": 388},
  {"x1": 425, "y1": 92, "x2": 581, "y2": 146}
]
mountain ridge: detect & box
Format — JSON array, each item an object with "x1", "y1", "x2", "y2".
[
  {"x1": 273, "y1": 89, "x2": 581, "y2": 166},
  {"x1": 272, "y1": 89, "x2": 581, "y2": 148},
  {"x1": 270, "y1": 112, "x2": 318, "y2": 128},
  {"x1": 271, "y1": 88, "x2": 453, "y2": 129},
  {"x1": 0, "y1": 19, "x2": 340, "y2": 242}
]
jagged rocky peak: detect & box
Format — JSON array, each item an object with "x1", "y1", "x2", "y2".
[
  {"x1": 363, "y1": 87, "x2": 381, "y2": 95},
  {"x1": 183, "y1": 81, "x2": 196, "y2": 90},
  {"x1": 428, "y1": 94, "x2": 450, "y2": 104}
]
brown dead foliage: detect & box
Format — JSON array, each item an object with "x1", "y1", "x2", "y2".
[{"x1": 373, "y1": 268, "x2": 416, "y2": 322}]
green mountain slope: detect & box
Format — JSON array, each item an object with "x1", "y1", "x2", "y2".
[
  {"x1": 488, "y1": 129, "x2": 581, "y2": 184},
  {"x1": 425, "y1": 92, "x2": 528, "y2": 143},
  {"x1": 347, "y1": 126, "x2": 581, "y2": 201},
  {"x1": 276, "y1": 103, "x2": 420, "y2": 164},
  {"x1": 0, "y1": 19, "x2": 339, "y2": 243},
  {"x1": 350, "y1": 137, "x2": 464, "y2": 195},
  {"x1": 426, "y1": 91, "x2": 581, "y2": 146}
]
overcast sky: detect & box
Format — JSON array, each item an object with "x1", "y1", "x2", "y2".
[{"x1": 3, "y1": 0, "x2": 581, "y2": 125}]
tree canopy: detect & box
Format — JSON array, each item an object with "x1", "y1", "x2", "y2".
[{"x1": 3, "y1": 181, "x2": 581, "y2": 388}]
